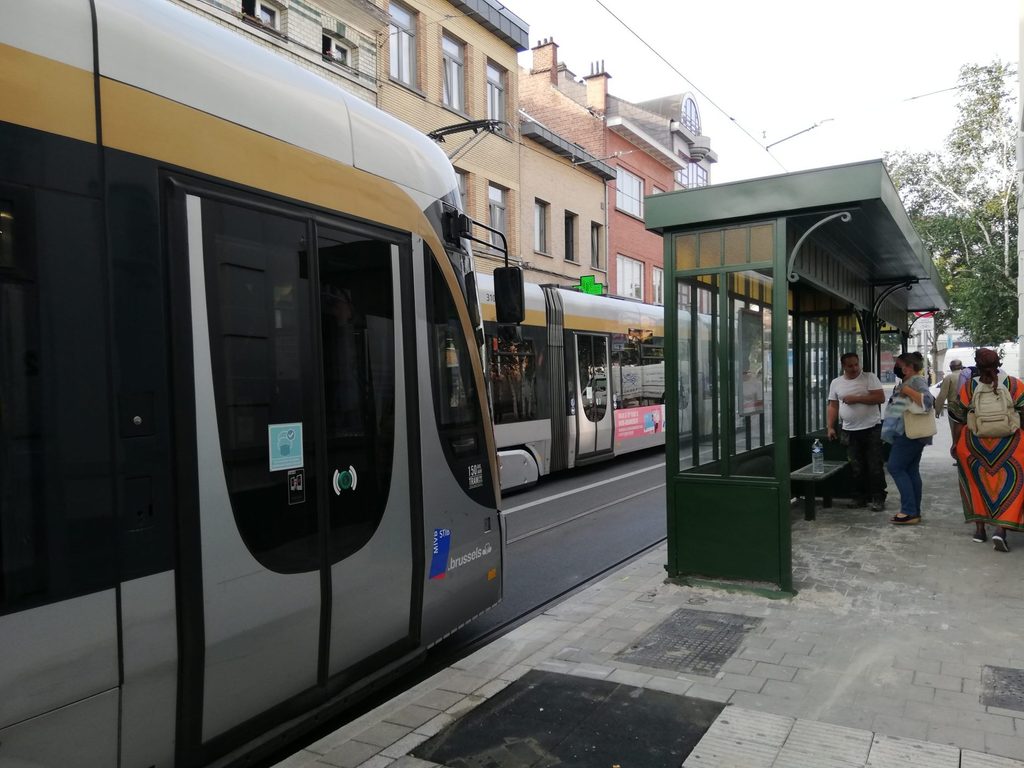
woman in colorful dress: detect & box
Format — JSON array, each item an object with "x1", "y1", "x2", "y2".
[
  {"x1": 880, "y1": 351, "x2": 935, "y2": 525},
  {"x1": 949, "y1": 347, "x2": 1024, "y2": 552}
]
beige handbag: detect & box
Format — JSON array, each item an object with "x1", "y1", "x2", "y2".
[{"x1": 903, "y1": 408, "x2": 937, "y2": 439}]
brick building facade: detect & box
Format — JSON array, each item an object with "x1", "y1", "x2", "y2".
[{"x1": 520, "y1": 39, "x2": 716, "y2": 304}]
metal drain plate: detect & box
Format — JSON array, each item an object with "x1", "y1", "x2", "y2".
[
  {"x1": 614, "y1": 607, "x2": 761, "y2": 676},
  {"x1": 982, "y1": 665, "x2": 1024, "y2": 710}
]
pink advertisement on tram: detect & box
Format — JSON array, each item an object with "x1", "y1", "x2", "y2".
[{"x1": 615, "y1": 405, "x2": 666, "y2": 440}]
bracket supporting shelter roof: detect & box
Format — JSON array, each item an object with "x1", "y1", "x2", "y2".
[{"x1": 646, "y1": 159, "x2": 948, "y2": 313}]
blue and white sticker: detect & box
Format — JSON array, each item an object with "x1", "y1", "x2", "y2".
[
  {"x1": 429, "y1": 528, "x2": 452, "y2": 580},
  {"x1": 268, "y1": 422, "x2": 303, "y2": 472}
]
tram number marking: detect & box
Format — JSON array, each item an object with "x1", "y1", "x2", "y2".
[{"x1": 468, "y1": 463, "x2": 483, "y2": 489}]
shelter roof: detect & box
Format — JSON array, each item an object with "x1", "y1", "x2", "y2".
[{"x1": 645, "y1": 159, "x2": 948, "y2": 312}]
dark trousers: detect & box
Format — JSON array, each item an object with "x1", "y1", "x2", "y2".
[{"x1": 846, "y1": 425, "x2": 887, "y2": 503}]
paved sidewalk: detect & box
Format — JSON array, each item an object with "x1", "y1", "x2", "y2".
[{"x1": 275, "y1": 421, "x2": 1024, "y2": 768}]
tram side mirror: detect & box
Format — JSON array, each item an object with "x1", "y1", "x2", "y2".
[{"x1": 493, "y1": 266, "x2": 524, "y2": 325}]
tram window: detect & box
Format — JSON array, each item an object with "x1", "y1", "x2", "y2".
[
  {"x1": 0, "y1": 196, "x2": 47, "y2": 609},
  {"x1": 0, "y1": 192, "x2": 116, "y2": 613},
  {"x1": 487, "y1": 334, "x2": 540, "y2": 424},
  {"x1": 427, "y1": 254, "x2": 494, "y2": 504},
  {"x1": 318, "y1": 229, "x2": 395, "y2": 561},
  {"x1": 201, "y1": 198, "x2": 319, "y2": 573},
  {"x1": 577, "y1": 334, "x2": 608, "y2": 422},
  {"x1": 611, "y1": 330, "x2": 664, "y2": 409}
]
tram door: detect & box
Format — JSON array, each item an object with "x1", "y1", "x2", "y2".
[
  {"x1": 175, "y1": 192, "x2": 414, "y2": 761},
  {"x1": 574, "y1": 333, "x2": 613, "y2": 459}
]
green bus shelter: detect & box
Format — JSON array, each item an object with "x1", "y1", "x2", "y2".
[{"x1": 644, "y1": 160, "x2": 948, "y2": 594}]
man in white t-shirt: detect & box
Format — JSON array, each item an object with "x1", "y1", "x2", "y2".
[{"x1": 826, "y1": 352, "x2": 887, "y2": 510}]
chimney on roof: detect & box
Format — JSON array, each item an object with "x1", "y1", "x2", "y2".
[
  {"x1": 532, "y1": 38, "x2": 559, "y2": 85},
  {"x1": 583, "y1": 61, "x2": 610, "y2": 115}
]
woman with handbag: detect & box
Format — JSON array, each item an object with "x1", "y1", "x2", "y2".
[
  {"x1": 949, "y1": 347, "x2": 1024, "y2": 551},
  {"x1": 880, "y1": 352, "x2": 935, "y2": 525}
]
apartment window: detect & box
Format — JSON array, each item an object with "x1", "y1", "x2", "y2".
[
  {"x1": 534, "y1": 199, "x2": 549, "y2": 253},
  {"x1": 616, "y1": 167, "x2": 643, "y2": 217},
  {"x1": 442, "y1": 34, "x2": 465, "y2": 111},
  {"x1": 389, "y1": 2, "x2": 416, "y2": 86},
  {"x1": 688, "y1": 163, "x2": 709, "y2": 188},
  {"x1": 652, "y1": 186, "x2": 666, "y2": 195},
  {"x1": 564, "y1": 211, "x2": 577, "y2": 262},
  {"x1": 682, "y1": 96, "x2": 701, "y2": 134},
  {"x1": 674, "y1": 152, "x2": 689, "y2": 188},
  {"x1": 488, "y1": 184, "x2": 506, "y2": 248},
  {"x1": 243, "y1": 0, "x2": 280, "y2": 29},
  {"x1": 652, "y1": 267, "x2": 664, "y2": 306},
  {"x1": 590, "y1": 222, "x2": 602, "y2": 269},
  {"x1": 455, "y1": 169, "x2": 469, "y2": 212},
  {"x1": 617, "y1": 254, "x2": 643, "y2": 300},
  {"x1": 322, "y1": 34, "x2": 348, "y2": 65},
  {"x1": 486, "y1": 61, "x2": 506, "y2": 124}
]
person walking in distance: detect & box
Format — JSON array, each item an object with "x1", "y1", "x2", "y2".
[
  {"x1": 934, "y1": 359, "x2": 963, "y2": 465},
  {"x1": 826, "y1": 352, "x2": 887, "y2": 511},
  {"x1": 949, "y1": 347, "x2": 1024, "y2": 551}
]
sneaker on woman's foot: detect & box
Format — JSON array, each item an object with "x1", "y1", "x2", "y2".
[
  {"x1": 994, "y1": 534, "x2": 1010, "y2": 552},
  {"x1": 973, "y1": 529, "x2": 987, "y2": 543}
]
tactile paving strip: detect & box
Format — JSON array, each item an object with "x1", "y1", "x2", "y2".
[
  {"x1": 981, "y1": 665, "x2": 1024, "y2": 711},
  {"x1": 614, "y1": 607, "x2": 761, "y2": 676}
]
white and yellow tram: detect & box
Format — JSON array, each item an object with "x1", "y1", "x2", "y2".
[
  {"x1": 478, "y1": 275, "x2": 671, "y2": 490},
  {"x1": 0, "y1": 1, "x2": 503, "y2": 766}
]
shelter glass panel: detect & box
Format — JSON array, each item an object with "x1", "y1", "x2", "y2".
[
  {"x1": 723, "y1": 228, "x2": 747, "y2": 266},
  {"x1": 880, "y1": 330, "x2": 901, "y2": 383},
  {"x1": 698, "y1": 231, "x2": 721, "y2": 268},
  {"x1": 675, "y1": 233, "x2": 697, "y2": 271},
  {"x1": 750, "y1": 224, "x2": 773, "y2": 263},
  {"x1": 729, "y1": 271, "x2": 774, "y2": 475},
  {"x1": 837, "y1": 313, "x2": 864, "y2": 372},
  {"x1": 802, "y1": 316, "x2": 829, "y2": 434},
  {"x1": 788, "y1": 314, "x2": 796, "y2": 437},
  {"x1": 677, "y1": 276, "x2": 718, "y2": 470}
]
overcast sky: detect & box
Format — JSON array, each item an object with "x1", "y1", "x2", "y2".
[{"x1": 503, "y1": 0, "x2": 1019, "y2": 183}]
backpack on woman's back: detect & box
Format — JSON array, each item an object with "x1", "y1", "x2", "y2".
[{"x1": 968, "y1": 380, "x2": 1020, "y2": 437}]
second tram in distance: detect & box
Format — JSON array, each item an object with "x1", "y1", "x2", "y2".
[{"x1": 478, "y1": 274, "x2": 671, "y2": 491}]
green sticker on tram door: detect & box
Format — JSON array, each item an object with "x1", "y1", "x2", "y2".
[{"x1": 268, "y1": 422, "x2": 303, "y2": 471}]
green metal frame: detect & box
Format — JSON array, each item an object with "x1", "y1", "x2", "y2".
[
  {"x1": 666, "y1": 218, "x2": 794, "y2": 594},
  {"x1": 654, "y1": 160, "x2": 949, "y2": 596}
]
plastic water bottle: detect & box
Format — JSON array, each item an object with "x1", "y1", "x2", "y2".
[{"x1": 811, "y1": 438, "x2": 825, "y2": 474}]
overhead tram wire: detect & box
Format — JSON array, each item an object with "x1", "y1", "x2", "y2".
[{"x1": 590, "y1": 0, "x2": 787, "y2": 172}]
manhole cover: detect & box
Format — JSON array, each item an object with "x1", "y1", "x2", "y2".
[
  {"x1": 412, "y1": 669, "x2": 724, "y2": 768},
  {"x1": 614, "y1": 607, "x2": 761, "y2": 676},
  {"x1": 982, "y1": 665, "x2": 1024, "y2": 710}
]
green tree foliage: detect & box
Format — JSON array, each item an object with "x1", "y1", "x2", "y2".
[{"x1": 886, "y1": 61, "x2": 1018, "y2": 346}]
